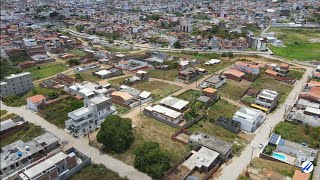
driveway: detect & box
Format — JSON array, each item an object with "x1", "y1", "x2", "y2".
[
  {"x1": 0, "y1": 103, "x2": 151, "y2": 180},
  {"x1": 216, "y1": 66, "x2": 313, "y2": 180}
]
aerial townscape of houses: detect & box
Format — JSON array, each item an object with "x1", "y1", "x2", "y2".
[{"x1": 0, "y1": 0, "x2": 320, "y2": 180}]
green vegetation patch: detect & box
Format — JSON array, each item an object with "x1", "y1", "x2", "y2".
[
  {"x1": 268, "y1": 28, "x2": 320, "y2": 61},
  {"x1": 70, "y1": 164, "x2": 128, "y2": 180},
  {"x1": 24, "y1": 63, "x2": 67, "y2": 80},
  {"x1": 148, "y1": 69, "x2": 179, "y2": 81},
  {"x1": 251, "y1": 158, "x2": 298, "y2": 178},
  {"x1": 274, "y1": 122, "x2": 320, "y2": 149},
  {"x1": 41, "y1": 96, "x2": 83, "y2": 128},
  {"x1": 219, "y1": 80, "x2": 251, "y2": 101},
  {"x1": 0, "y1": 122, "x2": 45, "y2": 148},
  {"x1": 3, "y1": 85, "x2": 59, "y2": 107},
  {"x1": 251, "y1": 74, "x2": 292, "y2": 104},
  {"x1": 133, "y1": 80, "x2": 182, "y2": 101},
  {"x1": 68, "y1": 49, "x2": 86, "y2": 57}
]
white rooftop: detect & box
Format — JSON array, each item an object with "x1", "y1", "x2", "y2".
[
  {"x1": 21, "y1": 152, "x2": 71, "y2": 179},
  {"x1": 258, "y1": 89, "x2": 279, "y2": 100},
  {"x1": 139, "y1": 91, "x2": 151, "y2": 99},
  {"x1": 145, "y1": 105, "x2": 182, "y2": 119},
  {"x1": 233, "y1": 107, "x2": 263, "y2": 122},
  {"x1": 205, "y1": 59, "x2": 221, "y2": 65},
  {"x1": 183, "y1": 147, "x2": 219, "y2": 170},
  {"x1": 95, "y1": 69, "x2": 111, "y2": 76},
  {"x1": 160, "y1": 96, "x2": 189, "y2": 111}
]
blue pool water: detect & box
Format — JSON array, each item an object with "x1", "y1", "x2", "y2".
[{"x1": 272, "y1": 152, "x2": 287, "y2": 161}]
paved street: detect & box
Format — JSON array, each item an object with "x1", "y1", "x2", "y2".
[
  {"x1": 216, "y1": 66, "x2": 313, "y2": 180},
  {"x1": 0, "y1": 103, "x2": 151, "y2": 180}
]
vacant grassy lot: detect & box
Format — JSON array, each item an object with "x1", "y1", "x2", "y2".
[
  {"x1": 40, "y1": 96, "x2": 83, "y2": 128},
  {"x1": 0, "y1": 110, "x2": 8, "y2": 117},
  {"x1": 0, "y1": 113, "x2": 19, "y2": 122},
  {"x1": 1, "y1": 122, "x2": 45, "y2": 148},
  {"x1": 109, "y1": 114, "x2": 188, "y2": 166},
  {"x1": 148, "y1": 69, "x2": 179, "y2": 81},
  {"x1": 250, "y1": 158, "x2": 298, "y2": 178},
  {"x1": 196, "y1": 60, "x2": 234, "y2": 74},
  {"x1": 268, "y1": 28, "x2": 320, "y2": 61},
  {"x1": 70, "y1": 70, "x2": 101, "y2": 82},
  {"x1": 24, "y1": 63, "x2": 67, "y2": 80},
  {"x1": 274, "y1": 122, "x2": 320, "y2": 149},
  {"x1": 68, "y1": 49, "x2": 86, "y2": 57},
  {"x1": 114, "y1": 104, "x2": 130, "y2": 115},
  {"x1": 108, "y1": 77, "x2": 129, "y2": 86},
  {"x1": 3, "y1": 85, "x2": 59, "y2": 107},
  {"x1": 219, "y1": 80, "x2": 251, "y2": 101},
  {"x1": 70, "y1": 164, "x2": 128, "y2": 180},
  {"x1": 133, "y1": 80, "x2": 182, "y2": 101},
  {"x1": 286, "y1": 68, "x2": 305, "y2": 80},
  {"x1": 251, "y1": 74, "x2": 293, "y2": 104}
]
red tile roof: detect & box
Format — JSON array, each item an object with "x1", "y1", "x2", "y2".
[
  {"x1": 27, "y1": 95, "x2": 46, "y2": 104},
  {"x1": 292, "y1": 170, "x2": 310, "y2": 180}
]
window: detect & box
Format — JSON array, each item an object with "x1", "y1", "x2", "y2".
[
  {"x1": 16, "y1": 162, "x2": 19, "y2": 167},
  {"x1": 10, "y1": 164, "x2": 15, "y2": 170}
]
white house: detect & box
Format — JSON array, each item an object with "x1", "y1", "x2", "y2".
[
  {"x1": 26, "y1": 95, "x2": 46, "y2": 112},
  {"x1": 232, "y1": 107, "x2": 266, "y2": 133},
  {"x1": 65, "y1": 95, "x2": 116, "y2": 137}
]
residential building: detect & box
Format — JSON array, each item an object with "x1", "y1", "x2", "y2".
[
  {"x1": 204, "y1": 59, "x2": 221, "y2": 66},
  {"x1": 232, "y1": 107, "x2": 266, "y2": 133},
  {"x1": 111, "y1": 91, "x2": 134, "y2": 106},
  {"x1": 197, "y1": 88, "x2": 219, "y2": 104},
  {"x1": 188, "y1": 132, "x2": 233, "y2": 161},
  {"x1": 0, "y1": 133, "x2": 60, "y2": 179},
  {"x1": 0, "y1": 72, "x2": 34, "y2": 97},
  {"x1": 144, "y1": 104, "x2": 184, "y2": 125},
  {"x1": 0, "y1": 117, "x2": 26, "y2": 138},
  {"x1": 115, "y1": 59, "x2": 148, "y2": 71},
  {"x1": 292, "y1": 170, "x2": 310, "y2": 180},
  {"x1": 26, "y1": 95, "x2": 47, "y2": 112},
  {"x1": 165, "y1": 147, "x2": 221, "y2": 180},
  {"x1": 68, "y1": 82, "x2": 108, "y2": 99},
  {"x1": 93, "y1": 68, "x2": 123, "y2": 79},
  {"x1": 222, "y1": 69, "x2": 245, "y2": 81},
  {"x1": 125, "y1": 70, "x2": 149, "y2": 84},
  {"x1": 160, "y1": 96, "x2": 189, "y2": 112},
  {"x1": 65, "y1": 95, "x2": 116, "y2": 137},
  {"x1": 200, "y1": 74, "x2": 226, "y2": 89},
  {"x1": 17, "y1": 148, "x2": 91, "y2": 180},
  {"x1": 254, "y1": 89, "x2": 280, "y2": 111},
  {"x1": 178, "y1": 67, "x2": 199, "y2": 83},
  {"x1": 234, "y1": 62, "x2": 260, "y2": 74},
  {"x1": 268, "y1": 133, "x2": 318, "y2": 167}
]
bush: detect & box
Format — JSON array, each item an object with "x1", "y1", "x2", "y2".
[
  {"x1": 67, "y1": 59, "x2": 81, "y2": 66},
  {"x1": 97, "y1": 115, "x2": 134, "y2": 153},
  {"x1": 133, "y1": 142, "x2": 171, "y2": 179},
  {"x1": 264, "y1": 146, "x2": 275, "y2": 155},
  {"x1": 173, "y1": 41, "x2": 182, "y2": 49}
]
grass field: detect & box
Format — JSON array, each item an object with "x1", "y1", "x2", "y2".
[
  {"x1": 196, "y1": 60, "x2": 234, "y2": 74},
  {"x1": 68, "y1": 49, "x2": 86, "y2": 57},
  {"x1": 274, "y1": 122, "x2": 320, "y2": 149},
  {"x1": 108, "y1": 77, "x2": 128, "y2": 86},
  {"x1": 219, "y1": 80, "x2": 251, "y2": 101},
  {"x1": 70, "y1": 164, "x2": 128, "y2": 180},
  {"x1": 251, "y1": 73, "x2": 293, "y2": 104},
  {"x1": 0, "y1": 110, "x2": 8, "y2": 117},
  {"x1": 148, "y1": 69, "x2": 179, "y2": 81},
  {"x1": 40, "y1": 96, "x2": 83, "y2": 128},
  {"x1": 250, "y1": 158, "x2": 298, "y2": 178},
  {"x1": 109, "y1": 115, "x2": 188, "y2": 165},
  {"x1": 70, "y1": 70, "x2": 101, "y2": 82},
  {"x1": 268, "y1": 28, "x2": 320, "y2": 61},
  {"x1": 24, "y1": 63, "x2": 67, "y2": 80},
  {"x1": 1, "y1": 122, "x2": 45, "y2": 148},
  {"x1": 133, "y1": 80, "x2": 182, "y2": 101},
  {"x1": 114, "y1": 104, "x2": 130, "y2": 115},
  {"x1": 3, "y1": 85, "x2": 59, "y2": 107},
  {"x1": 0, "y1": 113, "x2": 19, "y2": 122}
]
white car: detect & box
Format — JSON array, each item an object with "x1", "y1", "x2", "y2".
[{"x1": 258, "y1": 144, "x2": 264, "y2": 149}]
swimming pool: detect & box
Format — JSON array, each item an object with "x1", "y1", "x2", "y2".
[{"x1": 272, "y1": 152, "x2": 287, "y2": 161}]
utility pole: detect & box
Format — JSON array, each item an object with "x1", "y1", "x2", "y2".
[{"x1": 250, "y1": 147, "x2": 255, "y2": 165}]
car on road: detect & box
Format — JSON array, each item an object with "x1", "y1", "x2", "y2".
[{"x1": 258, "y1": 144, "x2": 264, "y2": 149}]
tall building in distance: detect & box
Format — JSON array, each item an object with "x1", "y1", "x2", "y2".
[{"x1": 0, "y1": 72, "x2": 34, "y2": 98}]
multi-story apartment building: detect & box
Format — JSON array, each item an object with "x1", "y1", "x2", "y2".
[
  {"x1": 0, "y1": 72, "x2": 34, "y2": 97},
  {"x1": 65, "y1": 95, "x2": 116, "y2": 137}
]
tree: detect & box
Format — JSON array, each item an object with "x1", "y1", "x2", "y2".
[
  {"x1": 75, "y1": 73, "x2": 84, "y2": 81},
  {"x1": 49, "y1": 11, "x2": 59, "y2": 18},
  {"x1": 173, "y1": 41, "x2": 182, "y2": 49},
  {"x1": 75, "y1": 25, "x2": 84, "y2": 32},
  {"x1": 97, "y1": 115, "x2": 134, "y2": 153},
  {"x1": 264, "y1": 146, "x2": 275, "y2": 155},
  {"x1": 67, "y1": 59, "x2": 81, "y2": 66},
  {"x1": 133, "y1": 141, "x2": 171, "y2": 178}
]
